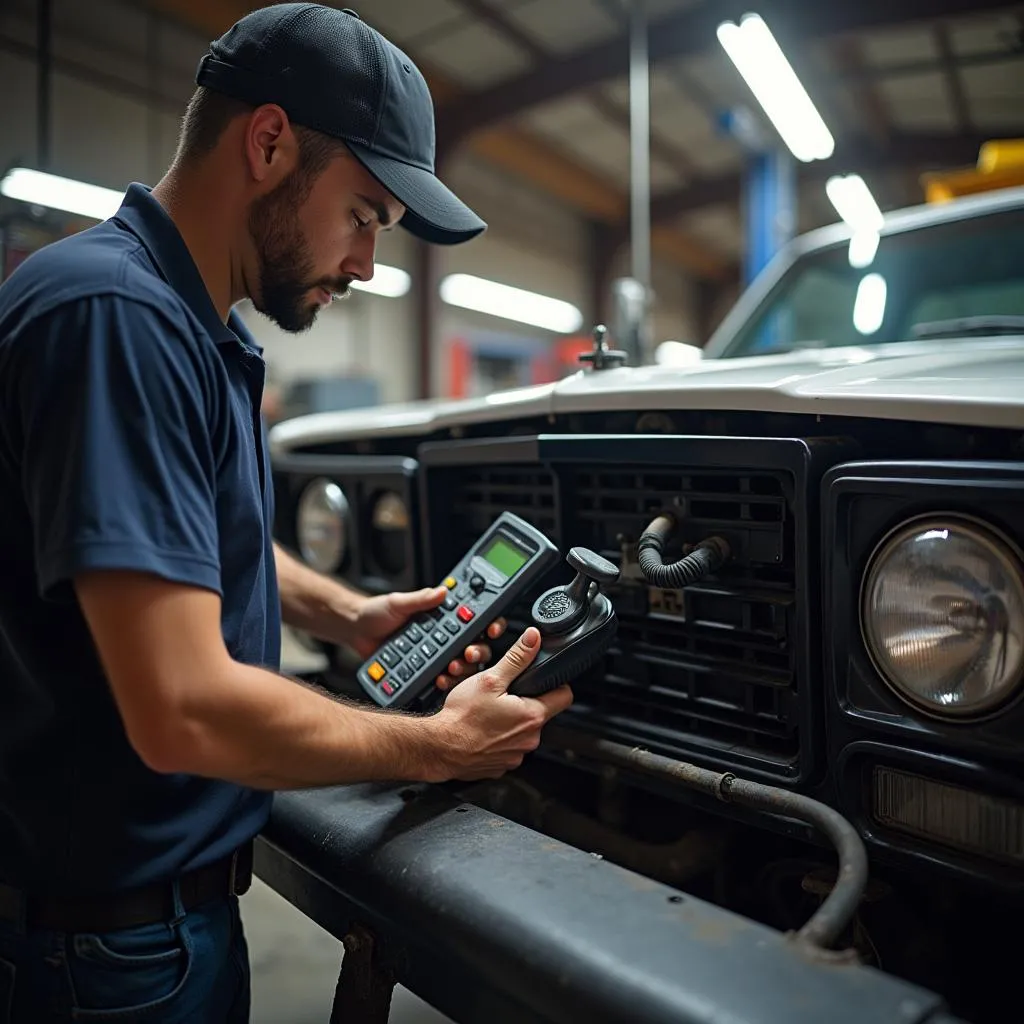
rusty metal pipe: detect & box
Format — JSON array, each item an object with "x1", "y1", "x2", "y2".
[
  {"x1": 722, "y1": 776, "x2": 868, "y2": 950},
  {"x1": 542, "y1": 726, "x2": 869, "y2": 951},
  {"x1": 461, "y1": 777, "x2": 733, "y2": 889}
]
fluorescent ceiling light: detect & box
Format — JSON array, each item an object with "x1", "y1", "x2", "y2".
[
  {"x1": 853, "y1": 273, "x2": 887, "y2": 335},
  {"x1": 349, "y1": 264, "x2": 411, "y2": 298},
  {"x1": 440, "y1": 273, "x2": 583, "y2": 334},
  {"x1": 717, "y1": 14, "x2": 834, "y2": 162},
  {"x1": 827, "y1": 174, "x2": 884, "y2": 233},
  {"x1": 848, "y1": 229, "x2": 880, "y2": 269},
  {"x1": 0, "y1": 167, "x2": 124, "y2": 220}
]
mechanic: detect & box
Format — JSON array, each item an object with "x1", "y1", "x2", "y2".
[{"x1": 0, "y1": 5, "x2": 573, "y2": 1022}]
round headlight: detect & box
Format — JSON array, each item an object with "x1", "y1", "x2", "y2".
[
  {"x1": 296, "y1": 479, "x2": 349, "y2": 574},
  {"x1": 369, "y1": 491, "x2": 410, "y2": 575},
  {"x1": 861, "y1": 516, "x2": 1024, "y2": 718}
]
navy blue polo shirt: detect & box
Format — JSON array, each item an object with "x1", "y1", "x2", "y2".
[{"x1": 0, "y1": 183, "x2": 280, "y2": 892}]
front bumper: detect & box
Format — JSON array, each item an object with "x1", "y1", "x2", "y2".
[{"x1": 255, "y1": 782, "x2": 960, "y2": 1024}]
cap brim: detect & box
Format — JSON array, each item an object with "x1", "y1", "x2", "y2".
[{"x1": 346, "y1": 141, "x2": 486, "y2": 246}]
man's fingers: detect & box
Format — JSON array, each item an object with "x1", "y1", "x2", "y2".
[
  {"x1": 462, "y1": 644, "x2": 491, "y2": 665},
  {"x1": 485, "y1": 627, "x2": 541, "y2": 690},
  {"x1": 447, "y1": 659, "x2": 469, "y2": 677},
  {"x1": 529, "y1": 685, "x2": 574, "y2": 721},
  {"x1": 486, "y1": 618, "x2": 507, "y2": 639}
]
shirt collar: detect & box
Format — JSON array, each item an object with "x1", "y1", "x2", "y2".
[{"x1": 113, "y1": 183, "x2": 262, "y2": 354}]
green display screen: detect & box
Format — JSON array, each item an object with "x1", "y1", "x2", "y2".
[{"x1": 482, "y1": 536, "x2": 529, "y2": 578}]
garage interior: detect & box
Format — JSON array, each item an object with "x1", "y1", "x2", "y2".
[
  {"x1": 1, "y1": 1, "x2": 1022, "y2": 1022},
  {"x1": 4, "y1": 0, "x2": 1022, "y2": 417}
]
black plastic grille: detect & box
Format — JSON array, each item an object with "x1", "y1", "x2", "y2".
[
  {"x1": 447, "y1": 466, "x2": 559, "y2": 541},
  {"x1": 568, "y1": 466, "x2": 798, "y2": 771},
  {"x1": 431, "y1": 460, "x2": 799, "y2": 777}
]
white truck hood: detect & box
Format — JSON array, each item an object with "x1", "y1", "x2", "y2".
[{"x1": 269, "y1": 338, "x2": 1024, "y2": 455}]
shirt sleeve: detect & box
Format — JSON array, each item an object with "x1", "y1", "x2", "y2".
[{"x1": 14, "y1": 294, "x2": 222, "y2": 602}]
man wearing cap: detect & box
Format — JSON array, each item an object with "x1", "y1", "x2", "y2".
[{"x1": 0, "y1": 5, "x2": 572, "y2": 1021}]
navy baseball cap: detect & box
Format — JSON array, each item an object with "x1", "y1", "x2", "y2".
[{"x1": 195, "y1": 3, "x2": 486, "y2": 245}]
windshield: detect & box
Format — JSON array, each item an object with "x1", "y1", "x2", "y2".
[{"x1": 718, "y1": 206, "x2": 1024, "y2": 358}]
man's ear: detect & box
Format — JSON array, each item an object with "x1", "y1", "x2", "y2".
[{"x1": 243, "y1": 104, "x2": 298, "y2": 185}]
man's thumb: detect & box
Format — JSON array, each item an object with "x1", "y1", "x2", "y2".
[{"x1": 488, "y1": 627, "x2": 541, "y2": 690}]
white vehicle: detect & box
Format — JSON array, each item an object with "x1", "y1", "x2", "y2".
[{"x1": 268, "y1": 185, "x2": 1024, "y2": 1024}]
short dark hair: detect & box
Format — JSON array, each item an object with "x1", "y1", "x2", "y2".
[{"x1": 175, "y1": 86, "x2": 348, "y2": 179}]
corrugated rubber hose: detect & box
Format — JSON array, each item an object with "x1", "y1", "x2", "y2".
[{"x1": 636, "y1": 513, "x2": 730, "y2": 588}]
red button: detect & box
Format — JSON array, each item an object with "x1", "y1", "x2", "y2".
[
  {"x1": 381, "y1": 680, "x2": 395, "y2": 696},
  {"x1": 457, "y1": 605, "x2": 475, "y2": 623}
]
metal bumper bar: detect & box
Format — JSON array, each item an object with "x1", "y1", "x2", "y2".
[{"x1": 255, "y1": 781, "x2": 957, "y2": 1024}]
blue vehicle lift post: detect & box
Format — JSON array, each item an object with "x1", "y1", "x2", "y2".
[{"x1": 720, "y1": 107, "x2": 796, "y2": 285}]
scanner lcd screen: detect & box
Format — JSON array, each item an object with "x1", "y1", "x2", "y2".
[{"x1": 482, "y1": 536, "x2": 529, "y2": 578}]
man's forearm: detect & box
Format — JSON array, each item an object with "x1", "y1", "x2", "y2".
[
  {"x1": 274, "y1": 542, "x2": 365, "y2": 645},
  {"x1": 172, "y1": 659, "x2": 450, "y2": 789}
]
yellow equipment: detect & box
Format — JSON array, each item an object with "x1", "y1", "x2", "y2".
[{"x1": 922, "y1": 140, "x2": 1024, "y2": 203}]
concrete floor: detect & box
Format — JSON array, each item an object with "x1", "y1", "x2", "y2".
[{"x1": 240, "y1": 875, "x2": 452, "y2": 1024}]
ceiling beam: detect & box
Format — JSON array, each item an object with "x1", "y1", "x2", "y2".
[
  {"x1": 465, "y1": 125, "x2": 624, "y2": 221},
  {"x1": 823, "y1": 37, "x2": 907, "y2": 206},
  {"x1": 436, "y1": 0, "x2": 1024, "y2": 150},
  {"x1": 839, "y1": 45, "x2": 1023, "y2": 86},
  {"x1": 827, "y1": 38, "x2": 892, "y2": 148},
  {"x1": 466, "y1": 128, "x2": 729, "y2": 279},
  {"x1": 934, "y1": 24, "x2": 974, "y2": 133},
  {"x1": 140, "y1": 0, "x2": 729, "y2": 280},
  {"x1": 589, "y1": 0, "x2": 722, "y2": 122},
  {"x1": 648, "y1": 131, "x2": 1010, "y2": 225},
  {"x1": 446, "y1": 0, "x2": 696, "y2": 177},
  {"x1": 424, "y1": 55, "x2": 726, "y2": 279},
  {"x1": 586, "y1": 91, "x2": 694, "y2": 176}
]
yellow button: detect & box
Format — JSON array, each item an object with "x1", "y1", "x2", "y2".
[
  {"x1": 368, "y1": 661, "x2": 386, "y2": 682},
  {"x1": 444, "y1": 577, "x2": 457, "y2": 589}
]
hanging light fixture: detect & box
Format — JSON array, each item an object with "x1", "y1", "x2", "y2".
[
  {"x1": 348, "y1": 264, "x2": 411, "y2": 298},
  {"x1": 439, "y1": 274, "x2": 583, "y2": 334},
  {"x1": 717, "y1": 13, "x2": 834, "y2": 162},
  {"x1": 0, "y1": 167, "x2": 125, "y2": 220}
]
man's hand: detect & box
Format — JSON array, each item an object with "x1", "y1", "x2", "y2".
[
  {"x1": 351, "y1": 586, "x2": 507, "y2": 684},
  {"x1": 429, "y1": 626, "x2": 573, "y2": 781}
]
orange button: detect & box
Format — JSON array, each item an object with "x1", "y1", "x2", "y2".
[{"x1": 368, "y1": 661, "x2": 386, "y2": 682}]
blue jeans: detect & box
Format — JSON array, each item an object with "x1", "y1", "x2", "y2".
[{"x1": 0, "y1": 892, "x2": 249, "y2": 1023}]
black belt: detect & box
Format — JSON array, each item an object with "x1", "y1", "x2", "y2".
[{"x1": 0, "y1": 841, "x2": 253, "y2": 933}]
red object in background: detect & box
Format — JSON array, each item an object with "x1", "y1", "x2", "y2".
[
  {"x1": 554, "y1": 336, "x2": 597, "y2": 375},
  {"x1": 446, "y1": 334, "x2": 598, "y2": 399},
  {"x1": 448, "y1": 338, "x2": 472, "y2": 398}
]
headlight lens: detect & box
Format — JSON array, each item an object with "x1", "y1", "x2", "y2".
[
  {"x1": 369, "y1": 491, "x2": 410, "y2": 575},
  {"x1": 296, "y1": 479, "x2": 349, "y2": 574},
  {"x1": 861, "y1": 517, "x2": 1024, "y2": 718}
]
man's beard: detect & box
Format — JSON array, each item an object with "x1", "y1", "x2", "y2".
[{"x1": 247, "y1": 174, "x2": 351, "y2": 333}]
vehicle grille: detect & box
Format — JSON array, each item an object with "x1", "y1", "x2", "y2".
[
  {"x1": 448, "y1": 466, "x2": 559, "y2": 542},
  {"x1": 429, "y1": 460, "x2": 800, "y2": 779}
]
